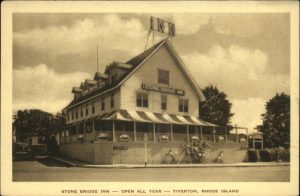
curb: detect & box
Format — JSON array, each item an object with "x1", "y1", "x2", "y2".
[
  {"x1": 49, "y1": 156, "x2": 78, "y2": 167},
  {"x1": 49, "y1": 156, "x2": 290, "y2": 169}
]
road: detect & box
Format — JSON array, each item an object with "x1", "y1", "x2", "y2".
[{"x1": 13, "y1": 158, "x2": 290, "y2": 182}]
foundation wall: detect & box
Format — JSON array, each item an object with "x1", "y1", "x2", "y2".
[{"x1": 59, "y1": 141, "x2": 248, "y2": 164}]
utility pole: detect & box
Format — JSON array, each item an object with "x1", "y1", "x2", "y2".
[{"x1": 144, "y1": 133, "x2": 148, "y2": 167}]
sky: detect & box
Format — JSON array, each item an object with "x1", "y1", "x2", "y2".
[{"x1": 13, "y1": 13, "x2": 290, "y2": 132}]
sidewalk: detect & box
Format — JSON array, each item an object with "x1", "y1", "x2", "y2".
[{"x1": 48, "y1": 155, "x2": 290, "y2": 169}]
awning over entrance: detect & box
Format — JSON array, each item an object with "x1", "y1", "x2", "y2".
[{"x1": 100, "y1": 110, "x2": 217, "y2": 127}]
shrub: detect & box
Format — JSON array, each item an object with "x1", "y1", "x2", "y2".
[
  {"x1": 259, "y1": 148, "x2": 290, "y2": 162},
  {"x1": 259, "y1": 149, "x2": 277, "y2": 162},
  {"x1": 248, "y1": 149, "x2": 260, "y2": 162},
  {"x1": 278, "y1": 148, "x2": 290, "y2": 162}
]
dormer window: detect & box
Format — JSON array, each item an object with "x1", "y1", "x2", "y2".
[{"x1": 158, "y1": 69, "x2": 169, "y2": 85}]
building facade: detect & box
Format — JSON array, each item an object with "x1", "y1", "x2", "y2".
[{"x1": 60, "y1": 38, "x2": 216, "y2": 145}]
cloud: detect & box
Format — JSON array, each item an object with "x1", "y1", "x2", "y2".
[
  {"x1": 182, "y1": 43, "x2": 289, "y2": 132},
  {"x1": 182, "y1": 44, "x2": 290, "y2": 99},
  {"x1": 211, "y1": 14, "x2": 263, "y2": 37},
  {"x1": 231, "y1": 98, "x2": 267, "y2": 132},
  {"x1": 13, "y1": 64, "x2": 91, "y2": 114},
  {"x1": 171, "y1": 14, "x2": 211, "y2": 35},
  {"x1": 14, "y1": 14, "x2": 147, "y2": 58}
]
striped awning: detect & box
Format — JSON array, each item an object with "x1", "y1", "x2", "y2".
[{"x1": 98, "y1": 110, "x2": 217, "y2": 127}]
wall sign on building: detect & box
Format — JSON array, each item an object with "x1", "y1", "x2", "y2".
[{"x1": 141, "y1": 83, "x2": 184, "y2": 96}]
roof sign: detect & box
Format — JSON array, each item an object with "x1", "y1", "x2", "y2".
[{"x1": 150, "y1": 16, "x2": 175, "y2": 37}]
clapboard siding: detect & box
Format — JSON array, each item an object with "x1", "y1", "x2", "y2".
[
  {"x1": 67, "y1": 89, "x2": 120, "y2": 124},
  {"x1": 120, "y1": 45, "x2": 199, "y2": 116}
]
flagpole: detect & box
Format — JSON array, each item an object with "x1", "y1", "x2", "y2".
[{"x1": 97, "y1": 45, "x2": 99, "y2": 72}]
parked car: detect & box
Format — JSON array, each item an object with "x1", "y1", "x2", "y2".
[
  {"x1": 13, "y1": 142, "x2": 29, "y2": 158},
  {"x1": 13, "y1": 142, "x2": 47, "y2": 159}
]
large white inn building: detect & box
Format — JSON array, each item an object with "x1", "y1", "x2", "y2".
[{"x1": 60, "y1": 38, "x2": 216, "y2": 145}]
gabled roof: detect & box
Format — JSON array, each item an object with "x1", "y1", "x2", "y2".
[
  {"x1": 126, "y1": 39, "x2": 166, "y2": 66},
  {"x1": 118, "y1": 38, "x2": 206, "y2": 101},
  {"x1": 64, "y1": 38, "x2": 205, "y2": 111}
]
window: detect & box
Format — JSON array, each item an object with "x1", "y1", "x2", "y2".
[
  {"x1": 67, "y1": 114, "x2": 70, "y2": 121},
  {"x1": 158, "y1": 69, "x2": 169, "y2": 85},
  {"x1": 80, "y1": 109, "x2": 83, "y2": 117},
  {"x1": 38, "y1": 137, "x2": 43, "y2": 144},
  {"x1": 111, "y1": 93, "x2": 115, "y2": 108},
  {"x1": 86, "y1": 105, "x2": 89, "y2": 115},
  {"x1": 179, "y1": 99, "x2": 189, "y2": 112},
  {"x1": 136, "y1": 92, "x2": 148, "y2": 107},
  {"x1": 101, "y1": 97, "x2": 105, "y2": 111},
  {"x1": 161, "y1": 95, "x2": 167, "y2": 110},
  {"x1": 71, "y1": 112, "x2": 74, "y2": 120},
  {"x1": 76, "y1": 111, "x2": 78, "y2": 119},
  {"x1": 92, "y1": 103, "x2": 95, "y2": 114}
]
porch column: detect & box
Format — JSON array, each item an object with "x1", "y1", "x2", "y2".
[
  {"x1": 187, "y1": 125, "x2": 190, "y2": 143},
  {"x1": 170, "y1": 124, "x2": 173, "y2": 142},
  {"x1": 246, "y1": 128, "x2": 249, "y2": 145},
  {"x1": 133, "y1": 121, "x2": 137, "y2": 141},
  {"x1": 83, "y1": 122, "x2": 86, "y2": 142},
  {"x1": 200, "y1": 126, "x2": 203, "y2": 139},
  {"x1": 235, "y1": 125, "x2": 238, "y2": 143},
  {"x1": 92, "y1": 120, "x2": 95, "y2": 132},
  {"x1": 69, "y1": 127, "x2": 71, "y2": 142},
  {"x1": 112, "y1": 120, "x2": 116, "y2": 142},
  {"x1": 92, "y1": 120, "x2": 95, "y2": 140},
  {"x1": 225, "y1": 126, "x2": 227, "y2": 143},
  {"x1": 153, "y1": 123, "x2": 156, "y2": 142},
  {"x1": 213, "y1": 127, "x2": 216, "y2": 143},
  {"x1": 261, "y1": 133, "x2": 264, "y2": 150}
]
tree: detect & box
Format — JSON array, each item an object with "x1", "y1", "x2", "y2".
[
  {"x1": 257, "y1": 93, "x2": 290, "y2": 148},
  {"x1": 14, "y1": 109, "x2": 65, "y2": 142},
  {"x1": 199, "y1": 85, "x2": 234, "y2": 128}
]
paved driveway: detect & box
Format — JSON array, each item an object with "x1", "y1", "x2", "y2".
[{"x1": 13, "y1": 158, "x2": 290, "y2": 182}]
